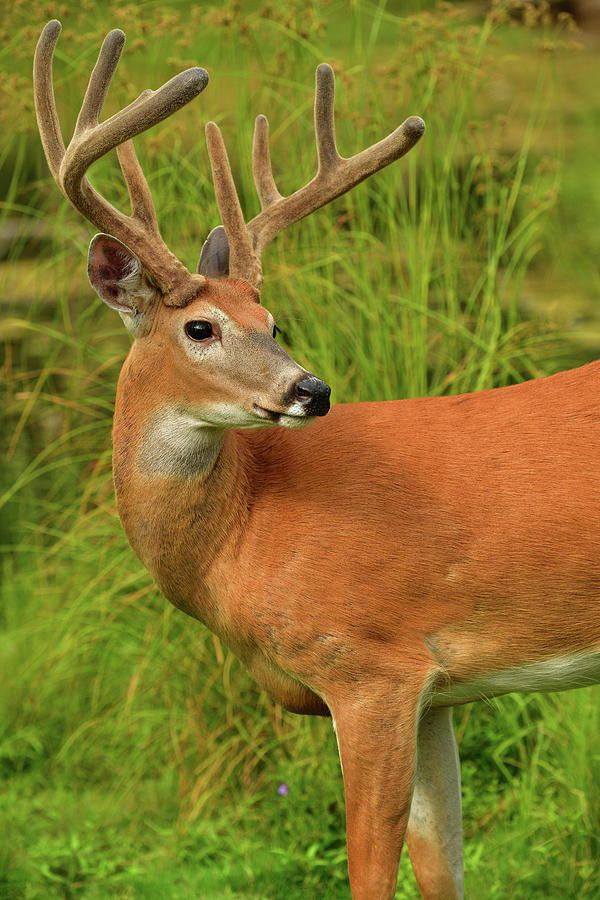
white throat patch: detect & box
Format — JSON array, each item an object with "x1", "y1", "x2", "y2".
[{"x1": 137, "y1": 408, "x2": 225, "y2": 478}]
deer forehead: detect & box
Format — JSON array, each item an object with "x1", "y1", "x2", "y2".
[
  {"x1": 154, "y1": 288, "x2": 274, "y2": 341},
  {"x1": 192, "y1": 280, "x2": 272, "y2": 330}
]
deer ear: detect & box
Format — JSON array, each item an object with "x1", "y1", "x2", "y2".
[
  {"x1": 198, "y1": 225, "x2": 230, "y2": 278},
  {"x1": 88, "y1": 234, "x2": 156, "y2": 335}
]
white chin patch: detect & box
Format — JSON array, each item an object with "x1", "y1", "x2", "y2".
[
  {"x1": 278, "y1": 413, "x2": 314, "y2": 429},
  {"x1": 251, "y1": 402, "x2": 314, "y2": 429},
  {"x1": 278, "y1": 400, "x2": 315, "y2": 429}
]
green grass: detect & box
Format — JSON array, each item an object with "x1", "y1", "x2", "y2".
[{"x1": 2, "y1": 1, "x2": 600, "y2": 897}]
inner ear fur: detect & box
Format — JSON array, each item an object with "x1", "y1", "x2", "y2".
[{"x1": 88, "y1": 233, "x2": 157, "y2": 334}]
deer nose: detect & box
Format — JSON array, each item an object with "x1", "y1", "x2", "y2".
[{"x1": 293, "y1": 376, "x2": 331, "y2": 416}]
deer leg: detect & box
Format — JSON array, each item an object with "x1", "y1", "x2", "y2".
[
  {"x1": 406, "y1": 707, "x2": 464, "y2": 900},
  {"x1": 329, "y1": 682, "x2": 426, "y2": 900}
]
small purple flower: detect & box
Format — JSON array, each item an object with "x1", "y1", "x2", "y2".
[{"x1": 277, "y1": 782, "x2": 289, "y2": 796}]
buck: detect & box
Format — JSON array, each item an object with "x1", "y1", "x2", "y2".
[{"x1": 34, "y1": 19, "x2": 600, "y2": 900}]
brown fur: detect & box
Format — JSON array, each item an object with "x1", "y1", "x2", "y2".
[{"x1": 112, "y1": 277, "x2": 600, "y2": 898}]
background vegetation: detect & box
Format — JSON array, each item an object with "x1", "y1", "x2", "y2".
[{"x1": 2, "y1": 0, "x2": 600, "y2": 897}]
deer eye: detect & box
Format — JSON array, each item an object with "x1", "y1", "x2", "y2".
[{"x1": 185, "y1": 320, "x2": 213, "y2": 342}]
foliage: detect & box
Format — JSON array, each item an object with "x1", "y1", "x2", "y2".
[{"x1": 1, "y1": 1, "x2": 599, "y2": 898}]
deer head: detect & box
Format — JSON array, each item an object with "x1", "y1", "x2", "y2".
[{"x1": 34, "y1": 21, "x2": 424, "y2": 435}]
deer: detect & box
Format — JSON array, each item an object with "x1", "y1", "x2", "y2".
[{"x1": 33, "y1": 18, "x2": 600, "y2": 900}]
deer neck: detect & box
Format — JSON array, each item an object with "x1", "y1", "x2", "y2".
[{"x1": 111, "y1": 351, "x2": 250, "y2": 626}]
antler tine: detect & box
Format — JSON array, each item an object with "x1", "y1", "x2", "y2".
[
  {"x1": 74, "y1": 28, "x2": 124, "y2": 135},
  {"x1": 33, "y1": 20, "x2": 66, "y2": 180},
  {"x1": 313, "y1": 63, "x2": 341, "y2": 172},
  {"x1": 117, "y1": 140, "x2": 159, "y2": 230},
  {"x1": 206, "y1": 121, "x2": 262, "y2": 290},
  {"x1": 73, "y1": 30, "x2": 161, "y2": 231},
  {"x1": 34, "y1": 21, "x2": 210, "y2": 305},
  {"x1": 240, "y1": 64, "x2": 425, "y2": 282},
  {"x1": 252, "y1": 115, "x2": 283, "y2": 211}
]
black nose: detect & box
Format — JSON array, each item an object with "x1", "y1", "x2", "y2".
[{"x1": 293, "y1": 376, "x2": 331, "y2": 416}]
